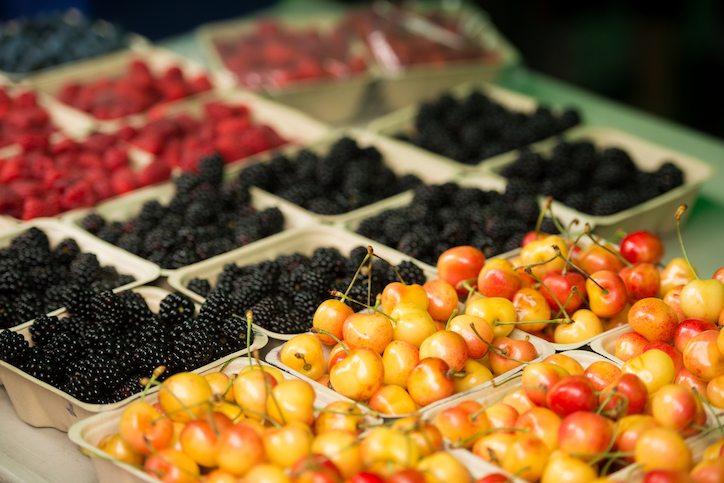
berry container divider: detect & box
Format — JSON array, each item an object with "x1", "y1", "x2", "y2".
[
  {"x1": 0, "y1": 285, "x2": 268, "y2": 432},
  {"x1": 222, "y1": 127, "x2": 463, "y2": 226},
  {"x1": 367, "y1": 80, "x2": 575, "y2": 172},
  {"x1": 195, "y1": 11, "x2": 374, "y2": 124},
  {"x1": 420, "y1": 349, "x2": 718, "y2": 480},
  {"x1": 166, "y1": 223, "x2": 439, "y2": 341},
  {"x1": 265, "y1": 328, "x2": 554, "y2": 421},
  {"x1": 369, "y1": 2, "x2": 521, "y2": 111},
  {"x1": 482, "y1": 125, "x2": 715, "y2": 238},
  {"x1": 61, "y1": 179, "x2": 318, "y2": 277},
  {"x1": 0, "y1": 215, "x2": 18, "y2": 233},
  {"x1": 68, "y1": 356, "x2": 381, "y2": 483},
  {"x1": 23, "y1": 46, "x2": 228, "y2": 134}
]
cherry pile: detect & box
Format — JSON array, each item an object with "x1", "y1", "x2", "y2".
[
  {"x1": 0, "y1": 89, "x2": 54, "y2": 149},
  {"x1": 0, "y1": 290, "x2": 254, "y2": 404},
  {"x1": 187, "y1": 246, "x2": 426, "y2": 334},
  {"x1": 214, "y1": 19, "x2": 367, "y2": 89},
  {"x1": 237, "y1": 137, "x2": 421, "y2": 215},
  {"x1": 57, "y1": 59, "x2": 213, "y2": 120},
  {"x1": 0, "y1": 227, "x2": 135, "y2": 329},
  {"x1": 0, "y1": 131, "x2": 171, "y2": 220},
  {"x1": 78, "y1": 155, "x2": 285, "y2": 270},
  {"x1": 0, "y1": 11, "x2": 128, "y2": 74},
  {"x1": 126, "y1": 101, "x2": 288, "y2": 172},
  {"x1": 356, "y1": 182, "x2": 558, "y2": 265},
  {"x1": 500, "y1": 141, "x2": 686, "y2": 216},
  {"x1": 396, "y1": 90, "x2": 580, "y2": 165}
]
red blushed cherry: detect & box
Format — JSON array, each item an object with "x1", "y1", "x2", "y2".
[
  {"x1": 642, "y1": 470, "x2": 696, "y2": 483},
  {"x1": 714, "y1": 267, "x2": 724, "y2": 284},
  {"x1": 628, "y1": 297, "x2": 679, "y2": 343},
  {"x1": 675, "y1": 368, "x2": 709, "y2": 401},
  {"x1": 540, "y1": 270, "x2": 587, "y2": 314},
  {"x1": 619, "y1": 263, "x2": 662, "y2": 303},
  {"x1": 521, "y1": 363, "x2": 570, "y2": 407},
  {"x1": 475, "y1": 474, "x2": 510, "y2": 483},
  {"x1": 643, "y1": 342, "x2": 684, "y2": 375},
  {"x1": 579, "y1": 244, "x2": 626, "y2": 275},
  {"x1": 437, "y1": 246, "x2": 486, "y2": 296},
  {"x1": 521, "y1": 231, "x2": 548, "y2": 247},
  {"x1": 558, "y1": 411, "x2": 614, "y2": 461},
  {"x1": 615, "y1": 331, "x2": 649, "y2": 362},
  {"x1": 545, "y1": 375, "x2": 598, "y2": 417},
  {"x1": 663, "y1": 285, "x2": 687, "y2": 323},
  {"x1": 600, "y1": 373, "x2": 649, "y2": 419},
  {"x1": 586, "y1": 270, "x2": 628, "y2": 318},
  {"x1": 673, "y1": 318, "x2": 719, "y2": 353},
  {"x1": 620, "y1": 230, "x2": 665, "y2": 264}
]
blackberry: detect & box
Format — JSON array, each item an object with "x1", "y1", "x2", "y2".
[
  {"x1": 167, "y1": 247, "x2": 200, "y2": 269},
  {"x1": 238, "y1": 163, "x2": 273, "y2": 191},
  {"x1": 395, "y1": 260, "x2": 426, "y2": 286},
  {"x1": 310, "y1": 247, "x2": 345, "y2": 276},
  {"x1": 293, "y1": 291, "x2": 321, "y2": 319},
  {"x1": 590, "y1": 190, "x2": 632, "y2": 216},
  {"x1": 187, "y1": 278, "x2": 211, "y2": 298},
  {"x1": 0, "y1": 330, "x2": 29, "y2": 363},
  {"x1": 175, "y1": 172, "x2": 202, "y2": 195},
  {"x1": 300, "y1": 270, "x2": 329, "y2": 296},
  {"x1": 219, "y1": 314, "x2": 252, "y2": 350},
  {"x1": 95, "y1": 222, "x2": 124, "y2": 245},
  {"x1": 78, "y1": 213, "x2": 106, "y2": 234},
  {"x1": 69, "y1": 253, "x2": 101, "y2": 287},
  {"x1": 654, "y1": 162, "x2": 684, "y2": 193},
  {"x1": 198, "y1": 153, "x2": 225, "y2": 187},
  {"x1": 159, "y1": 292, "x2": 196, "y2": 328},
  {"x1": 52, "y1": 238, "x2": 80, "y2": 265},
  {"x1": 43, "y1": 332, "x2": 83, "y2": 363},
  {"x1": 397, "y1": 230, "x2": 432, "y2": 260}
]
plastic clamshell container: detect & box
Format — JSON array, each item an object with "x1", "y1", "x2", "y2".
[
  {"x1": 0, "y1": 218, "x2": 161, "y2": 332},
  {"x1": 25, "y1": 47, "x2": 223, "y2": 133},
  {"x1": 482, "y1": 125, "x2": 715, "y2": 238},
  {"x1": 225, "y1": 127, "x2": 462, "y2": 225},
  {"x1": 368, "y1": 81, "x2": 574, "y2": 172},
  {"x1": 196, "y1": 12, "x2": 374, "y2": 124},
  {"x1": 168, "y1": 224, "x2": 439, "y2": 341},
  {"x1": 0, "y1": 285, "x2": 269, "y2": 432},
  {"x1": 68, "y1": 355, "x2": 380, "y2": 483},
  {"x1": 62, "y1": 179, "x2": 319, "y2": 277},
  {"x1": 266, "y1": 328, "x2": 554, "y2": 420}
]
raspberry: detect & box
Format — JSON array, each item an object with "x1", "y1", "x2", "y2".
[
  {"x1": 22, "y1": 197, "x2": 60, "y2": 220},
  {"x1": 138, "y1": 160, "x2": 172, "y2": 186}
]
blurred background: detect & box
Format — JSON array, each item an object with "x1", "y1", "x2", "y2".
[{"x1": 2, "y1": 0, "x2": 722, "y2": 138}]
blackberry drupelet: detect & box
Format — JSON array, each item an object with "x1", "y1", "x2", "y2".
[{"x1": 187, "y1": 278, "x2": 211, "y2": 298}]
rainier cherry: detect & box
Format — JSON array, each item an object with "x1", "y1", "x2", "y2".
[
  {"x1": 437, "y1": 246, "x2": 486, "y2": 296},
  {"x1": 620, "y1": 230, "x2": 665, "y2": 264}
]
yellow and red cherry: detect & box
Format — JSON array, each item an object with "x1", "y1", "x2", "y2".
[
  {"x1": 98, "y1": 433, "x2": 143, "y2": 466},
  {"x1": 690, "y1": 457, "x2": 724, "y2": 483},
  {"x1": 447, "y1": 314, "x2": 494, "y2": 359},
  {"x1": 490, "y1": 336, "x2": 538, "y2": 376},
  {"x1": 650, "y1": 384, "x2": 699, "y2": 432},
  {"x1": 707, "y1": 374, "x2": 724, "y2": 408},
  {"x1": 266, "y1": 379, "x2": 316, "y2": 426},
  {"x1": 579, "y1": 243, "x2": 626, "y2": 275},
  {"x1": 454, "y1": 358, "x2": 493, "y2": 393},
  {"x1": 387, "y1": 469, "x2": 426, "y2": 483},
  {"x1": 437, "y1": 246, "x2": 486, "y2": 296},
  {"x1": 330, "y1": 347, "x2": 384, "y2": 402},
  {"x1": 501, "y1": 433, "x2": 550, "y2": 482},
  {"x1": 407, "y1": 357, "x2": 455, "y2": 407},
  {"x1": 477, "y1": 258, "x2": 522, "y2": 301},
  {"x1": 540, "y1": 452, "x2": 598, "y2": 483},
  {"x1": 280, "y1": 333, "x2": 325, "y2": 380},
  {"x1": 290, "y1": 453, "x2": 343, "y2": 483},
  {"x1": 433, "y1": 401, "x2": 489, "y2": 448},
  {"x1": 676, "y1": 367, "x2": 709, "y2": 402},
  {"x1": 180, "y1": 414, "x2": 232, "y2": 468},
  {"x1": 512, "y1": 287, "x2": 551, "y2": 333},
  {"x1": 603, "y1": 302, "x2": 631, "y2": 331},
  {"x1": 522, "y1": 230, "x2": 549, "y2": 247},
  {"x1": 554, "y1": 308, "x2": 604, "y2": 344},
  {"x1": 586, "y1": 270, "x2": 628, "y2": 318},
  {"x1": 391, "y1": 416, "x2": 443, "y2": 457},
  {"x1": 327, "y1": 342, "x2": 348, "y2": 373},
  {"x1": 683, "y1": 329, "x2": 724, "y2": 382},
  {"x1": 615, "y1": 414, "x2": 659, "y2": 464},
  {"x1": 382, "y1": 339, "x2": 419, "y2": 388},
  {"x1": 680, "y1": 278, "x2": 724, "y2": 323},
  {"x1": 485, "y1": 403, "x2": 519, "y2": 434},
  {"x1": 119, "y1": 400, "x2": 174, "y2": 455},
  {"x1": 314, "y1": 401, "x2": 365, "y2": 435},
  {"x1": 502, "y1": 388, "x2": 537, "y2": 415},
  {"x1": 540, "y1": 270, "x2": 587, "y2": 314},
  {"x1": 620, "y1": 230, "x2": 665, "y2": 264},
  {"x1": 674, "y1": 317, "x2": 718, "y2": 352},
  {"x1": 423, "y1": 279, "x2": 459, "y2": 322},
  {"x1": 233, "y1": 369, "x2": 277, "y2": 421},
  {"x1": 520, "y1": 234, "x2": 568, "y2": 278},
  {"x1": 643, "y1": 342, "x2": 684, "y2": 374},
  {"x1": 243, "y1": 465, "x2": 289, "y2": 483},
  {"x1": 620, "y1": 263, "x2": 662, "y2": 303},
  {"x1": 515, "y1": 407, "x2": 562, "y2": 452},
  {"x1": 361, "y1": 426, "x2": 420, "y2": 468},
  {"x1": 635, "y1": 427, "x2": 692, "y2": 472},
  {"x1": 623, "y1": 349, "x2": 676, "y2": 394},
  {"x1": 659, "y1": 258, "x2": 698, "y2": 298},
  {"x1": 368, "y1": 385, "x2": 417, "y2": 416},
  {"x1": 600, "y1": 373, "x2": 649, "y2": 419},
  {"x1": 521, "y1": 362, "x2": 570, "y2": 406},
  {"x1": 615, "y1": 330, "x2": 649, "y2": 361},
  {"x1": 472, "y1": 433, "x2": 515, "y2": 465},
  {"x1": 416, "y1": 451, "x2": 472, "y2": 483},
  {"x1": 558, "y1": 411, "x2": 614, "y2": 460},
  {"x1": 663, "y1": 285, "x2": 687, "y2": 323},
  {"x1": 311, "y1": 429, "x2": 362, "y2": 479},
  {"x1": 584, "y1": 360, "x2": 622, "y2": 392},
  {"x1": 381, "y1": 282, "x2": 428, "y2": 314},
  {"x1": 546, "y1": 375, "x2": 598, "y2": 417},
  {"x1": 313, "y1": 299, "x2": 353, "y2": 346},
  {"x1": 238, "y1": 364, "x2": 284, "y2": 384},
  {"x1": 204, "y1": 372, "x2": 234, "y2": 403},
  {"x1": 215, "y1": 423, "x2": 265, "y2": 476},
  {"x1": 543, "y1": 353, "x2": 584, "y2": 376},
  {"x1": 144, "y1": 448, "x2": 200, "y2": 483},
  {"x1": 263, "y1": 420, "x2": 314, "y2": 468},
  {"x1": 342, "y1": 312, "x2": 394, "y2": 354},
  {"x1": 419, "y1": 329, "x2": 468, "y2": 372},
  {"x1": 390, "y1": 302, "x2": 437, "y2": 349},
  {"x1": 464, "y1": 297, "x2": 517, "y2": 339},
  {"x1": 159, "y1": 373, "x2": 213, "y2": 423}
]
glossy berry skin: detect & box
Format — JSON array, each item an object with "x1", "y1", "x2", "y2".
[
  {"x1": 437, "y1": 246, "x2": 486, "y2": 296},
  {"x1": 620, "y1": 230, "x2": 665, "y2": 264},
  {"x1": 545, "y1": 375, "x2": 598, "y2": 417}
]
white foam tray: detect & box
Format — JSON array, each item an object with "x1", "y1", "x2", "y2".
[
  {"x1": 482, "y1": 125, "x2": 714, "y2": 238},
  {"x1": 26, "y1": 47, "x2": 225, "y2": 133},
  {"x1": 62, "y1": 180, "x2": 319, "y2": 277},
  {"x1": 266, "y1": 329, "x2": 554, "y2": 420},
  {"x1": 68, "y1": 355, "x2": 380, "y2": 483},
  {"x1": 0, "y1": 285, "x2": 269, "y2": 432},
  {"x1": 168, "y1": 224, "x2": 439, "y2": 341},
  {"x1": 225, "y1": 127, "x2": 462, "y2": 226}
]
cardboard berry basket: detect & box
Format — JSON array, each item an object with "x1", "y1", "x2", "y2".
[
  {"x1": 62, "y1": 179, "x2": 318, "y2": 277},
  {"x1": 0, "y1": 286, "x2": 269, "y2": 432},
  {"x1": 195, "y1": 12, "x2": 374, "y2": 124},
  {"x1": 167, "y1": 223, "x2": 439, "y2": 341},
  {"x1": 24, "y1": 47, "x2": 226, "y2": 133},
  {"x1": 266, "y1": 329, "x2": 554, "y2": 421},
  {"x1": 223, "y1": 127, "x2": 462, "y2": 226},
  {"x1": 367, "y1": 81, "x2": 578, "y2": 172},
  {"x1": 68, "y1": 356, "x2": 384, "y2": 483},
  {"x1": 421, "y1": 349, "x2": 720, "y2": 481},
  {"x1": 482, "y1": 125, "x2": 714, "y2": 238}
]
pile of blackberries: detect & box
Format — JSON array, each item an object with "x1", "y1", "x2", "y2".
[
  {"x1": 0, "y1": 290, "x2": 254, "y2": 404},
  {"x1": 186, "y1": 246, "x2": 427, "y2": 335},
  {"x1": 499, "y1": 141, "x2": 686, "y2": 216},
  {"x1": 396, "y1": 90, "x2": 580, "y2": 165},
  {"x1": 238, "y1": 137, "x2": 422, "y2": 215},
  {"x1": 78, "y1": 155, "x2": 285, "y2": 270},
  {"x1": 356, "y1": 182, "x2": 558, "y2": 265},
  {"x1": 0, "y1": 227, "x2": 135, "y2": 329}
]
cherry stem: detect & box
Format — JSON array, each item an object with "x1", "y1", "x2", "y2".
[
  {"x1": 578, "y1": 422, "x2": 621, "y2": 467},
  {"x1": 310, "y1": 327, "x2": 349, "y2": 355},
  {"x1": 143, "y1": 438, "x2": 202, "y2": 480},
  {"x1": 453, "y1": 427, "x2": 529, "y2": 448},
  {"x1": 346, "y1": 246, "x2": 373, "y2": 298},
  {"x1": 140, "y1": 366, "x2": 165, "y2": 402},
  {"x1": 595, "y1": 389, "x2": 625, "y2": 416},
  {"x1": 675, "y1": 204, "x2": 700, "y2": 280},
  {"x1": 496, "y1": 318, "x2": 570, "y2": 326},
  {"x1": 257, "y1": 350, "x2": 286, "y2": 426},
  {"x1": 445, "y1": 308, "x2": 459, "y2": 330},
  {"x1": 547, "y1": 201, "x2": 567, "y2": 235},
  {"x1": 367, "y1": 258, "x2": 372, "y2": 307},
  {"x1": 294, "y1": 353, "x2": 313, "y2": 372},
  {"x1": 693, "y1": 387, "x2": 722, "y2": 434},
  {"x1": 372, "y1": 253, "x2": 406, "y2": 285},
  {"x1": 331, "y1": 290, "x2": 398, "y2": 323},
  {"x1": 564, "y1": 218, "x2": 580, "y2": 247},
  {"x1": 534, "y1": 196, "x2": 553, "y2": 234},
  {"x1": 553, "y1": 245, "x2": 610, "y2": 295},
  {"x1": 524, "y1": 266, "x2": 572, "y2": 321},
  {"x1": 607, "y1": 229, "x2": 627, "y2": 245},
  {"x1": 511, "y1": 254, "x2": 558, "y2": 272},
  {"x1": 584, "y1": 224, "x2": 634, "y2": 269},
  {"x1": 245, "y1": 311, "x2": 254, "y2": 368},
  {"x1": 458, "y1": 279, "x2": 487, "y2": 304},
  {"x1": 469, "y1": 323, "x2": 530, "y2": 365}
]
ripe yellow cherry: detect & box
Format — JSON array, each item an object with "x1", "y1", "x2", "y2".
[{"x1": 279, "y1": 334, "x2": 325, "y2": 380}]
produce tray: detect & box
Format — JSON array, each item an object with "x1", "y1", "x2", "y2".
[
  {"x1": 483, "y1": 126, "x2": 714, "y2": 238},
  {"x1": 25, "y1": 47, "x2": 223, "y2": 133},
  {"x1": 0, "y1": 216, "x2": 18, "y2": 233},
  {"x1": 68, "y1": 355, "x2": 380, "y2": 483},
  {"x1": 266, "y1": 329, "x2": 554, "y2": 420},
  {"x1": 62, "y1": 179, "x2": 319, "y2": 277},
  {"x1": 196, "y1": 12, "x2": 374, "y2": 124},
  {"x1": 367, "y1": 81, "x2": 574, "y2": 171},
  {"x1": 0, "y1": 286, "x2": 269, "y2": 432},
  {"x1": 168, "y1": 224, "x2": 439, "y2": 341},
  {"x1": 0, "y1": 218, "x2": 161, "y2": 333},
  {"x1": 225, "y1": 127, "x2": 462, "y2": 225},
  {"x1": 589, "y1": 324, "x2": 636, "y2": 366}
]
